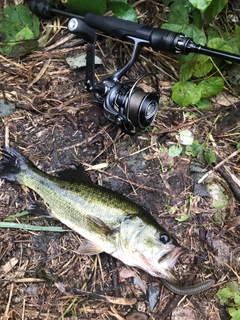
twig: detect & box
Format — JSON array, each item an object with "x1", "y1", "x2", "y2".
[
  {"x1": 0, "y1": 278, "x2": 45, "y2": 283},
  {"x1": 3, "y1": 282, "x2": 14, "y2": 320},
  {"x1": 156, "y1": 294, "x2": 183, "y2": 320},
  {"x1": 4, "y1": 124, "x2": 9, "y2": 148},
  {"x1": 213, "y1": 149, "x2": 240, "y2": 171},
  {"x1": 0, "y1": 54, "x2": 26, "y2": 70},
  {"x1": 216, "y1": 165, "x2": 240, "y2": 201},
  {"x1": 28, "y1": 58, "x2": 52, "y2": 88},
  {"x1": 198, "y1": 149, "x2": 240, "y2": 183}
]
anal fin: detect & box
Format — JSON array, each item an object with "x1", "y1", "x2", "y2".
[
  {"x1": 28, "y1": 201, "x2": 53, "y2": 218},
  {"x1": 77, "y1": 239, "x2": 103, "y2": 255}
]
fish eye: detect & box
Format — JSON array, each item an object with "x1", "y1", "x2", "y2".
[{"x1": 159, "y1": 234, "x2": 171, "y2": 244}]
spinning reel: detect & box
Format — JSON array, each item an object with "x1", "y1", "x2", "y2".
[
  {"x1": 29, "y1": 0, "x2": 240, "y2": 134},
  {"x1": 68, "y1": 17, "x2": 161, "y2": 134}
]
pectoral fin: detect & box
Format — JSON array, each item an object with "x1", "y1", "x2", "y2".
[
  {"x1": 86, "y1": 216, "x2": 113, "y2": 235},
  {"x1": 77, "y1": 239, "x2": 103, "y2": 255}
]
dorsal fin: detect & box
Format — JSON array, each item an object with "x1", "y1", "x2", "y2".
[{"x1": 56, "y1": 164, "x2": 92, "y2": 184}]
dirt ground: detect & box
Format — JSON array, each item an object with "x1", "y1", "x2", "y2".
[{"x1": 0, "y1": 1, "x2": 240, "y2": 319}]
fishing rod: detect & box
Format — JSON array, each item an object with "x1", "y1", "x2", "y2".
[{"x1": 29, "y1": 0, "x2": 240, "y2": 134}]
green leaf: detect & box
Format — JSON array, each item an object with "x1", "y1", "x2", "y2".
[
  {"x1": 9, "y1": 39, "x2": 39, "y2": 59},
  {"x1": 0, "y1": 5, "x2": 39, "y2": 57},
  {"x1": 172, "y1": 81, "x2": 201, "y2": 107},
  {"x1": 217, "y1": 287, "x2": 231, "y2": 305},
  {"x1": 192, "y1": 8, "x2": 203, "y2": 29},
  {"x1": 193, "y1": 59, "x2": 213, "y2": 77},
  {"x1": 185, "y1": 140, "x2": 206, "y2": 157},
  {"x1": 235, "y1": 25, "x2": 240, "y2": 39},
  {"x1": 179, "y1": 53, "x2": 196, "y2": 82},
  {"x1": 169, "y1": 0, "x2": 195, "y2": 13},
  {"x1": 168, "y1": 4, "x2": 189, "y2": 25},
  {"x1": 61, "y1": 0, "x2": 106, "y2": 15},
  {"x1": 0, "y1": 222, "x2": 68, "y2": 232},
  {"x1": 213, "y1": 210, "x2": 226, "y2": 224},
  {"x1": 196, "y1": 98, "x2": 211, "y2": 109},
  {"x1": 4, "y1": 211, "x2": 30, "y2": 222},
  {"x1": 217, "y1": 281, "x2": 240, "y2": 307},
  {"x1": 198, "y1": 77, "x2": 224, "y2": 98},
  {"x1": 161, "y1": 23, "x2": 187, "y2": 33},
  {"x1": 204, "y1": 0, "x2": 228, "y2": 23},
  {"x1": 168, "y1": 145, "x2": 183, "y2": 157},
  {"x1": 0, "y1": 5, "x2": 39, "y2": 38},
  {"x1": 15, "y1": 26, "x2": 34, "y2": 41},
  {"x1": 227, "y1": 37, "x2": 240, "y2": 55},
  {"x1": 229, "y1": 308, "x2": 240, "y2": 320},
  {"x1": 237, "y1": 143, "x2": 240, "y2": 150},
  {"x1": 206, "y1": 28, "x2": 222, "y2": 41},
  {"x1": 188, "y1": 0, "x2": 212, "y2": 12},
  {"x1": 204, "y1": 149, "x2": 216, "y2": 164},
  {"x1": 163, "y1": 0, "x2": 173, "y2": 5},
  {"x1": 108, "y1": 1, "x2": 137, "y2": 22},
  {"x1": 175, "y1": 212, "x2": 190, "y2": 222},
  {"x1": 208, "y1": 38, "x2": 234, "y2": 56},
  {"x1": 182, "y1": 25, "x2": 207, "y2": 45},
  {"x1": 163, "y1": 24, "x2": 206, "y2": 46},
  {"x1": 179, "y1": 54, "x2": 210, "y2": 82}
]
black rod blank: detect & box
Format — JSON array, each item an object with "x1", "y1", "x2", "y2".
[{"x1": 28, "y1": 0, "x2": 240, "y2": 64}]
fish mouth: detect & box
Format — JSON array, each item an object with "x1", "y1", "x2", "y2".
[
  {"x1": 167, "y1": 247, "x2": 184, "y2": 269},
  {"x1": 158, "y1": 247, "x2": 184, "y2": 282}
]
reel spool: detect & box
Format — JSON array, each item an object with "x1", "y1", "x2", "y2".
[{"x1": 102, "y1": 74, "x2": 160, "y2": 134}]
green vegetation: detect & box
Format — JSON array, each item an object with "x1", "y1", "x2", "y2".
[
  {"x1": 217, "y1": 281, "x2": 240, "y2": 320},
  {"x1": 185, "y1": 140, "x2": 217, "y2": 164},
  {"x1": 162, "y1": 0, "x2": 239, "y2": 107},
  {"x1": 61, "y1": 0, "x2": 137, "y2": 21},
  {"x1": 0, "y1": 0, "x2": 137, "y2": 59},
  {"x1": 0, "y1": 5, "x2": 39, "y2": 58}
]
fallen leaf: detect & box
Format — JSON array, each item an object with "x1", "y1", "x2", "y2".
[
  {"x1": 0, "y1": 99, "x2": 15, "y2": 117},
  {"x1": 226, "y1": 217, "x2": 240, "y2": 230},
  {"x1": 66, "y1": 54, "x2": 102, "y2": 69},
  {"x1": 0, "y1": 257, "x2": 18, "y2": 276}
]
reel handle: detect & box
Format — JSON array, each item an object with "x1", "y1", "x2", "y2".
[{"x1": 68, "y1": 18, "x2": 95, "y2": 43}]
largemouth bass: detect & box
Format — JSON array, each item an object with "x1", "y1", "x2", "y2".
[{"x1": 0, "y1": 147, "x2": 214, "y2": 295}]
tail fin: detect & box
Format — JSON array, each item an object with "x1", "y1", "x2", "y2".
[{"x1": 0, "y1": 147, "x2": 28, "y2": 182}]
